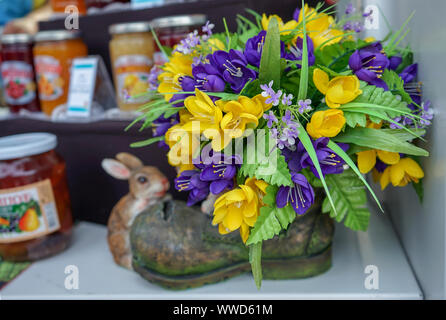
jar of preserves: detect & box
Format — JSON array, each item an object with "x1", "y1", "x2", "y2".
[
  {"x1": 50, "y1": 0, "x2": 87, "y2": 15},
  {"x1": 33, "y1": 30, "x2": 88, "y2": 115},
  {"x1": 151, "y1": 14, "x2": 207, "y2": 65},
  {"x1": 0, "y1": 34, "x2": 40, "y2": 113},
  {"x1": 109, "y1": 22, "x2": 155, "y2": 111},
  {"x1": 0, "y1": 133, "x2": 73, "y2": 262},
  {"x1": 85, "y1": 0, "x2": 129, "y2": 10}
]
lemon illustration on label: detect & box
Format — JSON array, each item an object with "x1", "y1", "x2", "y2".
[{"x1": 19, "y1": 208, "x2": 40, "y2": 232}]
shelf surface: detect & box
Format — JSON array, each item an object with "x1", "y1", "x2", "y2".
[{"x1": 0, "y1": 206, "x2": 422, "y2": 300}]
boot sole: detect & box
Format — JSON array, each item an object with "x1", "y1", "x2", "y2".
[{"x1": 132, "y1": 246, "x2": 332, "y2": 290}]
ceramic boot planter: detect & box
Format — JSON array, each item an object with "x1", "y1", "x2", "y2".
[{"x1": 130, "y1": 193, "x2": 334, "y2": 290}]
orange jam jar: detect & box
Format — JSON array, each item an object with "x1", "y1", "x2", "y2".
[
  {"x1": 50, "y1": 0, "x2": 87, "y2": 15},
  {"x1": 109, "y1": 22, "x2": 154, "y2": 111},
  {"x1": 33, "y1": 30, "x2": 88, "y2": 115},
  {"x1": 0, "y1": 133, "x2": 73, "y2": 261}
]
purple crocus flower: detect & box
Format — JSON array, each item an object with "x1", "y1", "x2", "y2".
[
  {"x1": 276, "y1": 173, "x2": 315, "y2": 215},
  {"x1": 175, "y1": 170, "x2": 210, "y2": 206},
  {"x1": 349, "y1": 42, "x2": 390, "y2": 90},
  {"x1": 283, "y1": 137, "x2": 349, "y2": 178},
  {"x1": 152, "y1": 114, "x2": 179, "y2": 149},
  {"x1": 399, "y1": 63, "x2": 418, "y2": 84},
  {"x1": 293, "y1": 7, "x2": 300, "y2": 21},
  {"x1": 285, "y1": 36, "x2": 315, "y2": 67},
  {"x1": 207, "y1": 49, "x2": 257, "y2": 93},
  {"x1": 388, "y1": 56, "x2": 402, "y2": 70},
  {"x1": 244, "y1": 30, "x2": 267, "y2": 68},
  {"x1": 192, "y1": 64, "x2": 226, "y2": 92},
  {"x1": 198, "y1": 153, "x2": 240, "y2": 195}
]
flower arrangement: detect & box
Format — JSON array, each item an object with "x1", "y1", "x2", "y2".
[{"x1": 129, "y1": 1, "x2": 433, "y2": 287}]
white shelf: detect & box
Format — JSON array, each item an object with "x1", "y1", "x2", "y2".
[{"x1": 0, "y1": 206, "x2": 422, "y2": 300}]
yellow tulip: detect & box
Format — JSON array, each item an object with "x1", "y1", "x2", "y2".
[
  {"x1": 297, "y1": 4, "x2": 344, "y2": 48},
  {"x1": 380, "y1": 157, "x2": 424, "y2": 190},
  {"x1": 157, "y1": 52, "x2": 193, "y2": 102},
  {"x1": 212, "y1": 177, "x2": 267, "y2": 243},
  {"x1": 357, "y1": 149, "x2": 400, "y2": 174},
  {"x1": 261, "y1": 14, "x2": 298, "y2": 35},
  {"x1": 313, "y1": 68, "x2": 362, "y2": 108},
  {"x1": 306, "y1": 109, "x2": 346, "y2": 139}
]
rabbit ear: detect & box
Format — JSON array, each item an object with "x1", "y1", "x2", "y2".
[
  {"x1": 102, "y1": 159, "x2": 131, "y2": 180},
  {"x1": 116, "y1": 153, "x2": 143, "y2": 170}
]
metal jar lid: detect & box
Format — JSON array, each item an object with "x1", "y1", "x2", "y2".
[
  {"x1": 109, "y1": 21, "x2": 152, "y2": 35},
  {"x1": 1, "y1": 33, "x2": 33, "y2": 44},
  {"x1": 0, "y1": 133, "x2": 58, "y2": 161},
  {"x1": 150, "y1": 14, "x2": 207, "y2": 29},
  {"x1": 34, "y1": 30, "x2": 82, "y2": 42}
]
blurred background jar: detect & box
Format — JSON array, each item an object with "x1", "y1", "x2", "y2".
[
  {"x1": 85, "y1": 0, "x2": 129, "y2": 10},
  {"x1": 50, "y1": 0, "x2": 87, "y2": 15},
  {"x1": 151, "y1": 14, "x2": 206, "y2": 65},
  {"x1": 0, "y1": 133, "x2": 73, "y2": 262},
  {"x1": 33, "y1": 30, "x2": 88, "y2": 115},
  {"x1": 109, "y1": 21, "x2": 154, "y2": 111},
  {"x1": 0, "y1": 33, "x2": 40, "y2": 113}
]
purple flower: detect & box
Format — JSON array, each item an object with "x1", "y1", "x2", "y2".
[
  {"x1": 198, "y1": 153, "x2": 240, "y2": 195},
  {"x1": 375, "y1": 158, "x2": 387, "y2": 173},
  {"x1": 174, "y1": 170, "x2": 210, "y2": 206},
  {"x1": 420, "y1": 100, "x2": 434, "y2": 126},
  {"x1": 207, "y1": 49, "x2": 257, "y2": 93},
  {"x1": 152, "y1": 114, "x2": 179, "y2": 149},
  {"x1": 260, "y1": 81, "x2": 283, "y2": 106},
  {"x1": 349, "y1": 42, "x2": 390, "y2": 90},
  {"x1": 282, "y1": 110, "x2": 294, "y2": 126},
  {"x1": 345, "y1": 3, "x2": 356, "y2": 15},
  {"x1": 276, "y1": 173, "x2": 315, "y2": 215},
  {"x1": 260, "y1": 80, "x2": 275, "y2": 97},
  {"x1": 388, "y1": 56, "x2": 402, "y2": 70},
  {"x1": 175, "y1": 30, "x2": 201, "y2": 54},
  {"x1": 285, "y1": 36, "x2": 315, "y2": 67},
  {"x1": 263, "y1": 111, "x2": 278, "y2": 128},
  {"x1": 293, "y1": 7, "x2": 300, "y2": 21},
  {"x1": 148, "y1": 66, "x2": 162, "y2": 90},
  {"x1": 244, "y1": 31, "x2": 267, "y2": 68},
  {"x1": 192, "y1": 64, "x2": 225, "y2": 92},
  {"x1": 202, "y1": 20, "x2": 214, "y2": 40},
  {"x1": 283, "y1": 137, "x2": 349, "y2": 178},
  {"x1": 399, "y1": 63, "x2": 418, "y2": 84},
  {"x1": 282, "y1": 93, "x2": 293, "y2": 106},
  {"x1": 298, "y1": 99, "x2": 312, "y2": 113}
]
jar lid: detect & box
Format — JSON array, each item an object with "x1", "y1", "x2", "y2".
[
  {"x1": 150, "y1": 14, "x2": 207, "y2": 29},
  {"x1": 1, "y1": 33, "x2": 33, "y2": 44},
  {"x1": 0, "y1": 133, "x2": 57, "y2": 160},
  {"x1": 34, "y1": 30, "x2": 82, "y2": 42},
  {"x1": 109, "y1": 21, "x2": 152, "y2": 35}
]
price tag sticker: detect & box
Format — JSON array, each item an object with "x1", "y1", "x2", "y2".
[{"x1": 66, "y1": 57, "x2": 98, "y2": 118}]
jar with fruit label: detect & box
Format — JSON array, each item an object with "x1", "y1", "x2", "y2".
[
  {"x1": 33, "y1": 30, "x2": 88, "y2": 115},
  {"x1": 50, "y1": 0, "x2": 87, "y2": 15},
  {"x1": 0, "y1": 34, "x2": 40, "y2": 113},
  {"x1": 109, "y1": 22, "x2": 154, "y2": 111},
  {"x1": 0, "y1": 133, "x2": 73, "y2": 261},
  {"x1": 151, "y1": 15, "x2": 207, "y2": 66}
]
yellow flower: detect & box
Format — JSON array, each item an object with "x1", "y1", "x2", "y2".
[
  {"x1": 357, "y1": 150, "x2": 400, "y2": 174},
  {"x1": 165, "y1": 124, "x2": 199, "y2": 172},
  {"x1": 261, "y1": 14, "x2": 298, "y2": 35},
  {"x1": 313, "y1": 68, "x2": 362, "y2": 108},
  {"x1": 297, "y1": 4, "x2": 344, "y2": 48},
  {"x1": 158, "y1": 52, "x2": 193, "y2": 102},
  {"x1": 307, "y1": 109, "x2": 346, "y2": 139},
  {"x1": 207, "y1": 38, "x2": 226, "y2": 52},
  {"x1": 380, "y1": 158, "x2": 424, "y2": 190},
  {"x1": 213, "y1": 177, "x2": 267, "y2": 243}
]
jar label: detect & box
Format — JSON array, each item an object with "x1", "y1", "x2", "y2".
[
  {"x1": 0, "y1": 179, "x2": 60, "y2": 244},
  {"x1": 0, "y1": 61, "x2": 36, "y2": 105},
  {"x1": 34, "y1": 55, "x2": 64, "y2": 101},
  {"x1": 114, "y1": 54, "x2": 152, "y2": 104}
]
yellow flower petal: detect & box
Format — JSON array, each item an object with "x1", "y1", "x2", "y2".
[
  {"x1": 380, "y1": 167, "x2": 391, "y2": 190},
  {"x1": 390, "y1": 163, "x2": 405, "y2": 186},
  {"x1": 357, "y1": 150, "x2": 377, "y2": 174},
  {"x1": 313, "y1": 68, "x2": 329, "y2": 94},
  {"x1": 377, "y1": 150, "x2": 400, "y2": 165},
  {"x1": 401, "y1": 158, "x2": 424, "y2": 179},
  {"x1": 223, "y1": 206, "x2": 243, "y2": 231}
]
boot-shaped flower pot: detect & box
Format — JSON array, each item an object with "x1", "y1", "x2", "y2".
[{"x1": 130, "y1": 194, "x2": 333, "y2": 290}]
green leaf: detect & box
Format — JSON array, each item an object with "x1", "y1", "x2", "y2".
[
  {"x1": 344, "y1": 111, "x2": 367, "y2": 128},
  {"x1": 249, "y1": 242, "x2": 263, "y2": 289},
  {"x1": 327, "y1": 140, "x2": 383, "y2": 212},
  {"x1": 295, "y1": 118, "x2": 337, "y2": 216},
  {"x1": 412, "y1": 179, "x2": 424, "y2": 203},
  {"x1": 301, "y1": 168, "x2": 323, "y2": 188},
  {"x1": 247, "y1": 204, "x2": 296, "y2": 245},
  {"x1": 130, "y1": 136, "x2": 164, "y2": 148},
  {"x1": 259, "y1": 17, "x2": 281, "y2": 89},
  {"x1": 239, "y1": 143, "x2": 293, "y2": 187},
  {"x1": 381, "y1": 69, "x2": 414, "y2": 105},
  {"x1": 322, "y1": 170, "x2": 371, "y2": 231},
  {"x1": 333, "y1": 127, "x2": 429, "y2": 156},
  {"x1": 380, "y1": 128, "x2": 425, "y2": 141},
  {"x1": 297, "y1": 0, "x2": 308, "y2": 100}
]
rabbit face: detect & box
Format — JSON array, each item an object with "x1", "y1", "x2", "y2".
[{"x1": 130, "y1": 167, "x2": 170, "y2": 200}]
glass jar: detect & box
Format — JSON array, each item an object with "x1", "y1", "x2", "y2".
[
  {"x1": 109, "y1": 22, "x2": 154, "y2": 111},
  {"x1": 0, "y1": 34, "x2": 40, "y2": 113},
  {"x1": 0, "y1": 133, "x2": 73, "y2": 262},
  {"x1": 33, "y1": 30, "x2": 88, "y2": 115},
  {"x1": 50, "y1": 0, "x2": 87, "y2": 15},
  {"x1": 85, "y1": 0, "x2": 129, "y2": 9},
  {"x1": 151, "y1": 14, "x2": 207, "y2": 65}
]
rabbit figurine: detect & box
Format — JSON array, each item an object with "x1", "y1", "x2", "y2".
[{"x1": 102, "y1": 152, "x2": 170, "y2": 269}]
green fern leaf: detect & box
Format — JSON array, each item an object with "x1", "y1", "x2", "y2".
[{"x1": 322, "y1": 169, "x2": 371, "y2": 231}]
